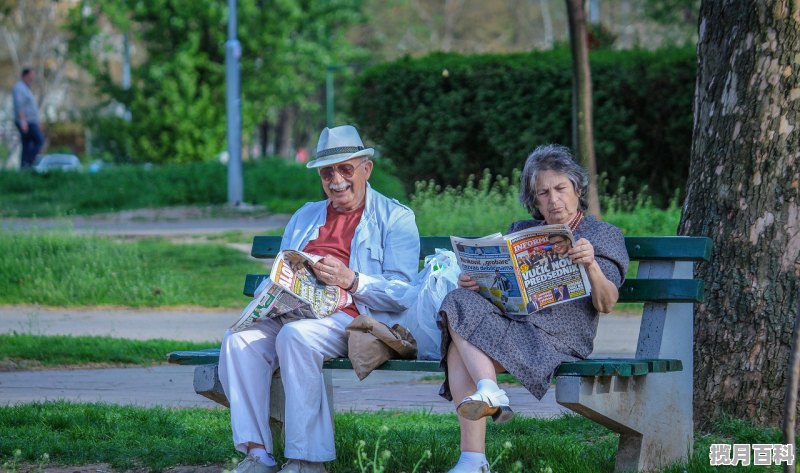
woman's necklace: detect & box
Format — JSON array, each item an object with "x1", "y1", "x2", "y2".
[{"x1": 567, "y1": 210, "x2": 583, "y2": 233}]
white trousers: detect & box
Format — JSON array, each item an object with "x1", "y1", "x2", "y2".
[{"x1": 218, "y1": 312, "x2": 352, "y2": 462}]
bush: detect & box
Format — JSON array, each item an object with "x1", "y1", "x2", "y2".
[{"x1": 352, "y1": 47, "x2": 695, "y2": 207}]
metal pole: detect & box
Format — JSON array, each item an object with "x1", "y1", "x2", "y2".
[
  {"x1": 226, "y1": 0, "x2": 243, "y2": 206},
  {"x1": 122, "y1": 33, "x2": 131, "y2": 90},
  {"x1": 326, "y1": 66, "x2": 335, "y2": 127}
]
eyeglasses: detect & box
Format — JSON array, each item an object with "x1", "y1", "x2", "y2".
[{"x1": 318, "y1": 160, "x2": 367, "y2": 181}]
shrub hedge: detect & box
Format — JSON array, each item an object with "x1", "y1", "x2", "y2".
[{"x1": 351, "y1": 47, "x2": 696, "y2": 207}]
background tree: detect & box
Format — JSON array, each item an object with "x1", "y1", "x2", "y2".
[
  {"x1": 65, "y1": 0, "x2": 364, "y2": 163},
  {"x1": 680, "y1": 1, "x2": 800, "y2": 427},
  {"x1": 565, "y1": 0, "x2": 600, "y2": 217}
]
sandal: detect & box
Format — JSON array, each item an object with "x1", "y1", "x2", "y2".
[{"x1": 456, "y1": 388, "x2": 514, "y2": 423}]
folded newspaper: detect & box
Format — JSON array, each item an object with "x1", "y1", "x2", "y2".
[
  {"x1": 451, "y1": 224, "x2": 591, "y2": 316},
  {"x1": 231, "y1": 250, "x2": 353, "y2": 331}
]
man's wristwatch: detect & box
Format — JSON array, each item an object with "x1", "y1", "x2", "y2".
[{"x1": 346, "y1": 272, "x2": 359, "y2": 294}]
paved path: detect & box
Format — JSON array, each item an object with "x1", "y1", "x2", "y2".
[
  {"x1": 1, "y1": 212, "x2": 291, "y2": 236},
  {"x1": 0, "y1": 305, "x2": 639, "y2": 418}
]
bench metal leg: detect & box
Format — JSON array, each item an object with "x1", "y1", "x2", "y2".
[
  {"x1": 556, "y1": 374, "x2": 692, "y2": 472},
  {"x1": 194, "y1": 364, "x2": 229, "y2": 407},
  {"x1": 556, "y1": 260, "x2": 694, "y2": 472}
]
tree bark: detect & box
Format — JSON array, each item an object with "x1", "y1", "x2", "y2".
[
  {"x1": 565, "y1": 0, "x2": 601, "y2": 218},
  {"x1": 274, "y1": 105, "x2": 297, "y2": 159},
  {"x1": 680, "y1": 1, "x2": 800, "y2": 428},
  {"x1": 783, "y1": 288, "x2": 800, "y2": 472}
]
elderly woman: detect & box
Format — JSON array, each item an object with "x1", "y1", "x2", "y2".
[{"x1": 439, "y1": 144, "x2": 629, "y2": 473}]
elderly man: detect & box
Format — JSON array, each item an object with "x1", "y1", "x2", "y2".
[{"x1": 219, "y1": 125, "x2": 420, "y2": 473}]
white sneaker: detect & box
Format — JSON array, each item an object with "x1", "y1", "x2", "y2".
[
  {"x1": 277, "y1": 459, "x2": 328, "y2": 473},
  {"x1": 446, "y1": 463, "x2": 491, "y2": 473},
  {"x1": 234, "y1": 455, "x2": 280, "y2": 473},
  {"x1": 456, "y1": 388, "x2": 514, "y2": 423}
]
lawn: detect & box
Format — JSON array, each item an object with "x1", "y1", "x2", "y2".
[
  {"x1": 0, "y1": 402, "x2": 785, "y2": 473},
  {"x1": 0, "y1": 232, "x2": 264, "y2": 307}
]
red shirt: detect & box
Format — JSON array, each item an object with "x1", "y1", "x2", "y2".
[{"x1": 302, "y1": 203, "x2": 365, "y2": 317}]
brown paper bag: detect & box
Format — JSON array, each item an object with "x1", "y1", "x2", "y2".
[{"x1": 345, "y1": 315, "x2": 417, "y2": 380}]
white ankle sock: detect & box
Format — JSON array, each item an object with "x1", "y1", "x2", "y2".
[
  {"x1": 248, "y1": 448, "x2": 277, "y2": 467},
  {"x1": 476, "y1": 378, "x2": 500, "y2": 393},
  {"x1": 454, "y1": 451, "x2": 488, "y2": 470}
]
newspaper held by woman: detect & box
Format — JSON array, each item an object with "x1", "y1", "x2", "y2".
[
  {"x1": 231, "y1": 250, "x2": 353, "y2": 332},
  {"x1": 450, "y1": 223, "x2": 591, "y2": 317}
]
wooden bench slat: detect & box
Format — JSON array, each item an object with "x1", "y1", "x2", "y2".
[
  {"x1": 168, "y1": 348, "x2": 221, "y2": 365},
  {"x1": 244, "y1": 274, "x2": 270, "y2": 297},
  {"x1": 250, "y1": 237, "x2": 282, "y2": 258},
  {"x1": 168, "y1": 349, "x2": 682, "y2": 380},
  {"x1": 556, "y1": 360, "x2": 649, "y2": 377},
  {"x1": 617, "y1": 279, "x2": 704, "y2": 303},
  {"x1": 624, "y1": 236, "x2": 712, "y2": 262},
  {"x1": 251, "y1": 235, "x2": 713, "y2": 262},
  {"x1": 245, "y1": 273, "x2": 705, "y2": 303},
  {"x1": 555, "y1": 358, "x2": 683, "y2": 377}
]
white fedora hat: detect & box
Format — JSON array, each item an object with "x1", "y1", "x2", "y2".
[{"x1": 306, "y1": 125, "x2": 374, "y2": 169}]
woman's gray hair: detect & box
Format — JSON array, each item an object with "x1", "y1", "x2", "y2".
[{"x1": 519, "y1": 144, "x2": 589, "y2": 219}]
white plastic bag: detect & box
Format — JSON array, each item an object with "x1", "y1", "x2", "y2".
[{"x1": 405, "y1": 249, "x2": 461, "y2": 360}]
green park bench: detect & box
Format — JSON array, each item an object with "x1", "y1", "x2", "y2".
[{"x1": 168, "y1": 234, "x2": 711, "y2": 473}]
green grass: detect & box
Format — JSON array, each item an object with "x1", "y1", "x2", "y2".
[
  {"x1": 0, "y1": 334, "x2": 215, "y2": 367},
  {"x1": 0, "y1": 403, "x2": 787, "y2": 472},
  {"x1": 0, "y1": 232, "x2": 265, "y2": 307},
  {"x1": 0, "y1": 158, "x2": 406, "y2": 218}
]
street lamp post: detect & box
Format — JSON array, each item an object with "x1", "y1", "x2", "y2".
[{"x1": 226, "y1": 0, "x2": 244, "y2": 206}]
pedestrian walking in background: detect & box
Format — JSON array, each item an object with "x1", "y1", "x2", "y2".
[{"x1": 12, "y1": 68, "x2": 44, "y2": 169}]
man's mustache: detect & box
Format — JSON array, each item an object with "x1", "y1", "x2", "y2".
[{"x1": 329, "y1": 182, "x2": 351, "y2": 192}]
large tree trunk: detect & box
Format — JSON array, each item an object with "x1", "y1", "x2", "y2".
[
  {"x1": 680, "y1": 1, "x2": 800, "y2": 428},
  {"x1": 565, "y1": 0, "x2": 601, "y2": 218}
]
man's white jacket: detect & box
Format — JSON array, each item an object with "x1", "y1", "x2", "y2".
[{"x1": 280, "y1": 183, "x2": 421, "y2": 322}]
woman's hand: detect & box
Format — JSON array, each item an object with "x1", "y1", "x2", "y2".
[
  {"x1": 568, "y1": 238, "x2": 596, "y2": 267},
  {"x1": 570, "y1": 238, "x2": 620, "y2": 313},
  {"x1": 312, "y1": 256, "x2": 356, "y2": 289},
  {"x1": 458, "y1": 272, "x2": 480, "y2": 292}
]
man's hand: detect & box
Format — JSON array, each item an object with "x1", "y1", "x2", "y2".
[
  {"x1": 19, "y1": 119, "x2": 28, "y2": 133},
  {"x1": 312, "y1": 256, "x2": 356, "y2": 289},
  {"x1": 458, "y1": 272, "x2": 480, "y2": 292}
]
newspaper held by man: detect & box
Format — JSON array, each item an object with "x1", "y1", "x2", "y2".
[
  {"x1": 451, "y1": 224, "x2": 591, "y2": 316},
  {"x1": 230, "y1": 250, "x2": 353, "y2": 332}
]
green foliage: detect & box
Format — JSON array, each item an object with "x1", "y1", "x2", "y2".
[
  {"x1": 0, "y1": 158, "x2": 406, "y2": 217},
  {"x1": 352, "y1": 47, "x2": 696, "y2": 207},
  {"x1": 0, "y1": 232, "x2": 264, "y2": 307},
  {"x1": 410, "y1": 171, "x2": 680, "y2": 237},
  {"x1": 411, "y1": 169, "x2": 529, "y2": 236},
  {"x1": 0, "y1": 334, "x2": 215, "y2": 367},
  {"x1": 65, "y1": 0, "x2": 366, "y2": 163}
]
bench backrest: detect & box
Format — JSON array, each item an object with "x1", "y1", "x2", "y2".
[{"x1": 243, "y1": 235, "x2": 712, "y2": 304}]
